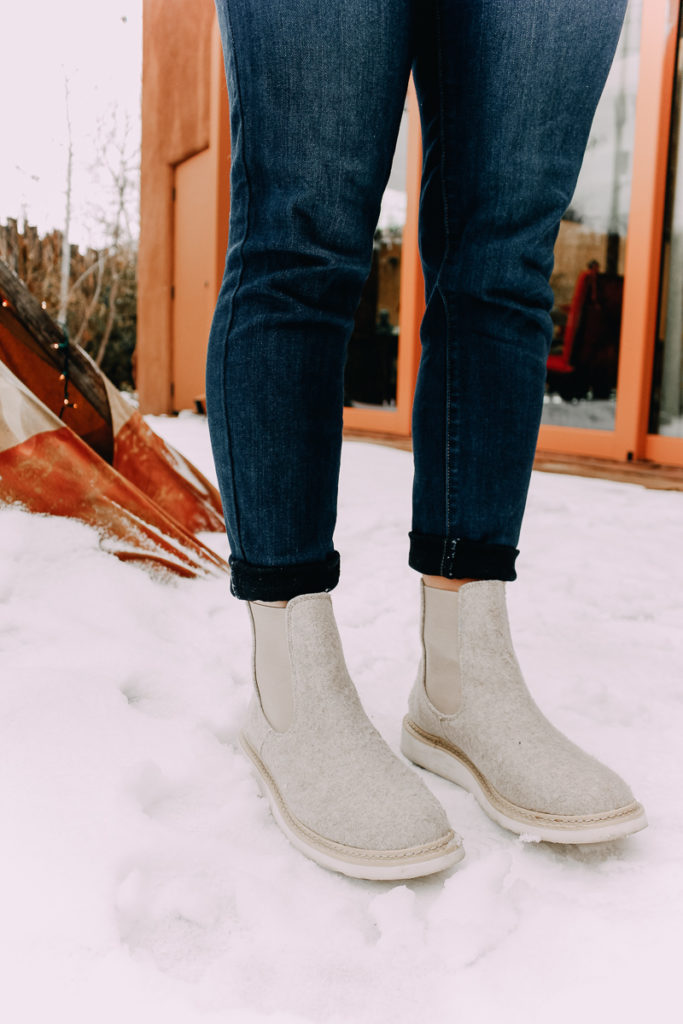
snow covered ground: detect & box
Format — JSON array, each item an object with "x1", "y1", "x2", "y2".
[
  {"x1": 541, "y1": 393, "x2": 616, "y2": 431},
  {"x1": 1, "y1": 414, "x2": 682, "y2": 1024}
]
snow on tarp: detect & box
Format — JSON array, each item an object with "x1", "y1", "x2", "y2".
[{"x1": 0, "y1": 361, "x2": 227, "y2": 579}]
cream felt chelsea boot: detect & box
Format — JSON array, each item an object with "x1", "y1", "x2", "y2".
[
  {"x1": 401, "y1": 581, "x2": 647, "y2": 843},
  {"x1": 241, "y1": 592, "x2": 464, "y2": 880}
]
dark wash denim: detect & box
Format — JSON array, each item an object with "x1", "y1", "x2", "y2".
[{"x1": 206, "y1": 0, "x2": 628, "y2": 602}]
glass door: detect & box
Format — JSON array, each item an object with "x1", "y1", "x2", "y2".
[
  {"x1": 342, "y1": 92, "x2": 420, "y2": 437},
  {"x1": 542, "y1": 0, "x2": 643, "y2": 431},
  {"x1": 344, "y1": 104, "x2": 407, "y2": 415},
  {"x1": 651, "y1": 13, "x2": 683, "y2": 440}
]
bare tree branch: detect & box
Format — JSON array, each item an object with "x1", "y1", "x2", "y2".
[{"x1": 73, "y1": 252, "x2": 105, "y2": 347}]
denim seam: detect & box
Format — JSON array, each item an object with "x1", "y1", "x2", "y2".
[
  {"x1": 433, "y1": 1, "x2": 457, "y2": 572},
  {"x1": 217, "y1": 3, "x2": 250, "y2": 561}
]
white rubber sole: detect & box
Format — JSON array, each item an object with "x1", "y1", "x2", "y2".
[
  {"x1": 240, "y1": 732, "x2": 465, "y2": 880},
  {"x1": 401, "y1": 717, "x2": 648, "y2": 845}
]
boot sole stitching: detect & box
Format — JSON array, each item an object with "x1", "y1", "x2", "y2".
[
  {"x1": 240, "y1": 731, "x2": 461, "y2": 863},
  {"x1": 403, "y1": 717, "x2": 644, "y2": 828}
]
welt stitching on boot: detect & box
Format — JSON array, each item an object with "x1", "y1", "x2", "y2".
[
  {"x1": 241, "y1": 592, "x2": 465, "y2": 879},
  {"x1": 402, "y1": 580, "x2": 647, "y2": 843}
]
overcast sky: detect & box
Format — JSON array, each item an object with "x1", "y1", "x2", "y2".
[{"x1": 2, "y1": 0, "x2": 142, "y2": 247}]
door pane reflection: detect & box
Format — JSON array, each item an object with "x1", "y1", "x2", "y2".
[
  {"x1": 344, "y1": 106, "x2": 407, "y2": 409},
  {"x1": 542, "y1": 0, "x2": 642, "y2": 430},
  {"x1": 651, "y1": 15, "x2": 683, "y2": 437}
]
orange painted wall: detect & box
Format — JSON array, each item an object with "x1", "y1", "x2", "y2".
[{"x1": 138, "y1": 0, "x2": 225, "y2": 414}]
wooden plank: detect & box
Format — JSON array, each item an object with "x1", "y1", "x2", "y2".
[
  {"x1": 532, "y1": 451, "x2": 683, "y2": 493},
  {"x1": 0, "y1": 259, "x2": 111, "y2": 426},
  {"x1": 343, "y1": 430, "x2": 683, "y2": 493}
]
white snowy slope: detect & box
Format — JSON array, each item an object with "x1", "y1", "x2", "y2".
[{"x1": 1, "y1": 413, "x2": 681, "y2": 1024}]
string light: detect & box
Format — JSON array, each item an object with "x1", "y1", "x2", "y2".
[
  {"x1": 54, "y1": 329, "x2": 78, "y2": 418},
  {"x1": 0, "y1": 289, "x2": 78, "y2": 414}
]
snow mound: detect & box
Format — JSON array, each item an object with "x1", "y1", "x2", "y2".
[{"x1": 1, "y1": 423, "x2": 681, "y2": 1024}]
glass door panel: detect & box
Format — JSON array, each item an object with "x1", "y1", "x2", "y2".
[
  {"x1": 543, "y1": 0, "x2": 642, "y2": 430},
  {"x1": 343, "y1": 103, "x2": 408, "y2": 410},
  {"x1": 651, "y1": 14, "x2": 683, "y2": 437}
]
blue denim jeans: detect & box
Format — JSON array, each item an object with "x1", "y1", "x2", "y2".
[{"x1": 206, "y1": 0, "x2": 628, "y2": 601}]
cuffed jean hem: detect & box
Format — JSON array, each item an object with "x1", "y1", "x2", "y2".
[
  {"x1": 228, "y1": 551, "x2": 341, "y2": 601},
  {"x1": 408, "y1": 532, "x2": 518, "y2": 582}
]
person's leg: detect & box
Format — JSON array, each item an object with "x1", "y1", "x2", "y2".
[
  {"x1": 409, "y1": 0, "x2": 629, "y2": 580},
  {"x1": 207, "y1": 0, "x2": 413, "y2": 602},
  {"x1": 207, "y1": 0, "x2": 464, "y2": 878},
  {"x1": 403, "y1": 0, "x2": 647, "y2": 842}
]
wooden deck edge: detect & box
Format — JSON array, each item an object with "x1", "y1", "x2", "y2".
[{"x1": 342, "y1": 430, "x2": 683, "y2": 493}]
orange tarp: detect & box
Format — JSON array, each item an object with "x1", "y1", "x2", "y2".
[
  {"x1": 0, "y1": 299, "x2": 228, "y2": 580},
  {"x1": 0, "y1": 425, "x2": 225, "y2": 578}
]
